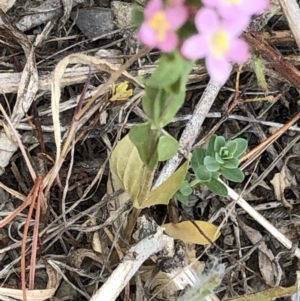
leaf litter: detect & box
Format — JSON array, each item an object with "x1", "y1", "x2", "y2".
[{"x1": 0, "y1": 0, "x2": 300, "y2": 301}]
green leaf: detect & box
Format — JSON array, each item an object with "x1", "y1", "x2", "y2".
[
  {"x1": 147, "y1": 52, "x2": 185, "y2": 89},
  {"x1": 191, "y1": 148, "x2": 206, "y2": 171},
  {"x1": 220, "y1": 167, "x2": 245, "y2": 182},
  {"x1": 175, "y1": 192, "x2": 189, "y2": 205},
  {"x1": 214, "y1": 136, "x2": 226, "y2": 153},
  {"x1": 204, "y1": 177, "x2": 228, "y2": 196},
  {"x1": 195, "y1": 165, "x2": 211, "y2": 182},
  {"x1": 110, "y1": 135, "x2": 154, "y2": 203},
  {"x1": 159, "y1": 90, "x2": 186, "y2": 128},
  {"x1": 206, "y1": 135, "x2": 217, "y2": 157},
  {"x1": 142, "y1": 86, "x2": 161, "y2": 122},
  {"x1": 233, "y1": 138, "x2": 248, "y2": 159},
  {"x1": 140, "y1": 160, "x2": 189, "y2": 208},
  {"x1": 215, "y1": 153, "x2": 224, "y2": 164},
  {"x1": 225, "y1": 140, "x2": 237, "y2": 154},
  {"x1": 179, "y1": 180, "x2": 193, "y2": 196},
  {"x1": 129, "y1": 122, "x2": 158, "y2": 170},
  {"x1": 203, "y1": 156, "x2": 220, "y2": 172},
  {"x1": 157, "y1": 135, "x2": 178, "y2": 161},
  {"x1": 142, "y1": 87, "x2": 186, "y2": 129},
  {"x1": 131, "y1": 4, "x2": 144, "y2": 28},
  {"x1": 222, "y1": 157, "x2": 240, "y2": 169}
]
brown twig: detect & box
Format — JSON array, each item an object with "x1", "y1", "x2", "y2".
[{"x1": 243, "y1": 31, "x2": 300, "y2": 89}]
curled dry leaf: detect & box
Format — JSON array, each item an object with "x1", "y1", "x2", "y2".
[
  {"x1": 238, "y1": 219, "x2": 277, "y2": 285},
  {"x1": 0, "y1": 263, "x2": 60, "y2": 301},
  {"x1": 270, "y1": 166, "x2": 293, "y2": 209},
  {"x1": 163, "y1": 221, "x2": 220, "y2": 245}
]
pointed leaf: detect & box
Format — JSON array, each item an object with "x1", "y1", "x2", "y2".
[
  {"x1": 233, "y1": 138, "x2": 248, "y2": 159},
  {"x1": 159, "y1": 90, "x2": 186, "y2": 128},
  {"x1": 129, "y1": 122, "x2": 158, "y2": 169},
  {"x1": 163, "y1": 220, "x2": 220, "y2": 245},
  {"x1": 220, "y1": 167, "x2": 245, "y2": 182},
  {"x1": 204, "y1": 177, "x2": 228, "y2": 196},
  {"x1": 157, "y1": 135, "x2": 178, "y2": 161},
  {"x1": 214, "y1": 136, "x2": 225, "y2": 153},
  {"x1": 147, "y1": 52, "x2": 184, "y2": 88},
  {"x1": 206, "y1": 135, "x2": 217, "y2": 157},
  {"x1": 140, "y1": 160, "x2": 189, "y2": 208},
  {"x1": 204, "y1": 156, "x2": 220, "y2": 172},
  {"x1": 195, "y1": 165, "x2": 211, "y2": 182},
  {"x1": 110, "y1": 135, "x2": 153, "y2": 202},
  {"x1": 222, "y1": 157, "x2": 240, "y2": 169},
  {"x1": 191, "y1": 148, "x2": 206, "y2": 171}
]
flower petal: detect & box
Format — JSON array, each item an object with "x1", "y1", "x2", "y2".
[
  {"x1": 241, "y1": 0, "x2": 269, "y2": 15},
  {"x1": 223, "y1": 13, "x2": 251, "y2": 35},
  {"x1": 195, "y1": 8, "x2": 219, "y2": 34},
  {"x1": 206, "y1": 55, "x2": 232, "y2": 84},
  {"x1": 138, "y1": 23, "x2": 157, "y2": 47},
  {"x1": 181, "y1": 35, "x2": 208, "y2": 60},
  {"x1": 227, "y1": 38, "x2": 249, "y2": 63},
  {"x1": 165, "y1": 6, "x2": 188, "y2": 29},
  {"x1": 201, "y1": 0, "x2": 218, "y2": 6},
  {"x1": 158, "y1": 31, "x2": 178, "y2": 52},
  {"x1": 145, "y1": 0, "x2": 163, "y2": 19}
]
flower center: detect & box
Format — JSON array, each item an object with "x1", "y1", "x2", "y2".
[
  {"x1": 210, "y1": 30, "x2": 230, "y2": 57},
  {"x1": 222, "y1": 0, "x2": 242, "y2": 4},
  {"x1": 149, "y1": 12, "x2": 170, "y2": 41}
]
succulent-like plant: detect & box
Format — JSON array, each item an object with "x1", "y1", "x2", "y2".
[{"x1": 175, "y1": 135, "x2": 248, "y2": 203}]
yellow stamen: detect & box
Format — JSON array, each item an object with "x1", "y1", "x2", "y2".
[
  {"x1": 210, "y1": 30, "x2": 230, "y2": 57},
  {"x1": 149, "y1": 12, "x2": 170, "y2": 41}
]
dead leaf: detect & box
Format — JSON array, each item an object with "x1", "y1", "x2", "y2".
[
  {"x1": 110, "y1": 81, "x2": 133, "y2": 101},
  {"x1": 163, "y1": 221, "x2": 220, "y2": 245},
  {"x1": 238, "y1": 219, "x2": 277, "y2": 285},
  {"x1": 270, "y1": 166, "x2": 293, "y2": 209},
  {"x1": 0, "y1": 262, "x2": 60, "y2": 301}
]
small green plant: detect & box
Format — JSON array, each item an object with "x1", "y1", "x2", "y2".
[{"x1": 175, "y1": 135, "x2": 248, "y2": 203}]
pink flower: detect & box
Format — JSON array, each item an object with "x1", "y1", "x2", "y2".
[
  {"x1": 181, "y1": 8, "x2": 249, "y2": 84},
  {"x1": 138, "y1": 0, "x2": 188, "y2": 52},
  {"x1": 202, "y1": 0, "x2": 269, "y2": 20}
]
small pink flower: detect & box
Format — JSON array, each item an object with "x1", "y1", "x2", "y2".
[
  {"x1": 138, "y1": 0, "x2": 188, "y2": 52},
  {"x1": 202, "y1": 0, "x2": 269, "y2": 20},
  {"x1": 181, "y1": 8, "x2": 249, "y2": 84}
]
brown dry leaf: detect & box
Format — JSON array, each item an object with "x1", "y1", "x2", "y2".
[
  {"x1": 238, "y1": 219, "x2": 277, "y2": 285},
  {"x1": 270, "y1": 166, "x2": 293, "y2": 209},
  {"x1": 43, "y1": 53, "x2": 140, "y2": 190},
  {"x1": 163, "y1": 221, "x2": 220, "y2": 245},
  {"x1": 69, "y1": 248, "x2": 103, "y2": 268},
  {"x1": 0, "y1": 263, "x2": 60, "y2": 300},
  {"x1": 140, "y1": 160, "x2": 189, "y2": 209}
]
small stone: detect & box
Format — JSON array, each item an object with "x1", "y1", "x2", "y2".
[
  {"x1": 71, "y1": 8, "x2": 114, "y2": 39},
  {"x1": 111, "y1": 1, "x2": 133, "y2": 29}
]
